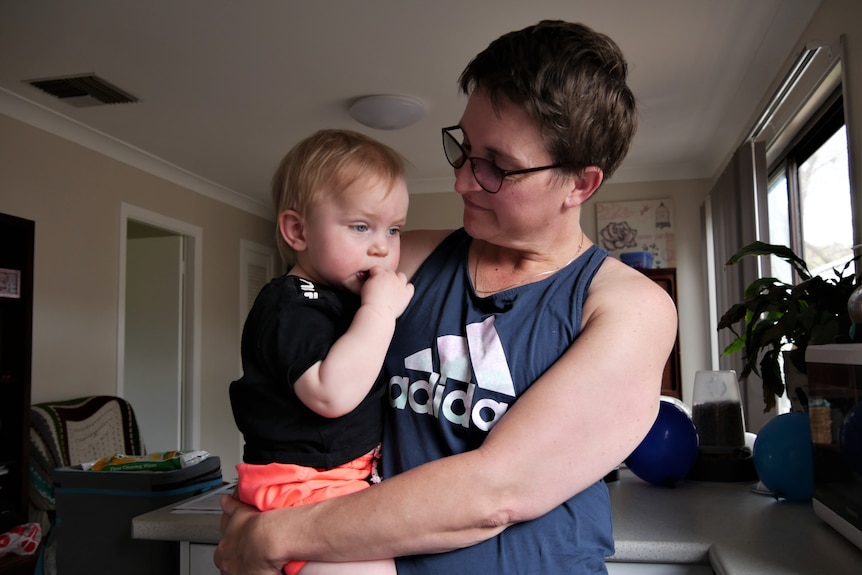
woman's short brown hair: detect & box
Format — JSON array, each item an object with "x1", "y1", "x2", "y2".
[{"x1": 458, "y1": 20, "x2": 637, "y2": 181}]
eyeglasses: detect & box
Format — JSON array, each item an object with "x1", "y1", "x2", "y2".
[{"x1": 441, "y1": 125, "x2": 562, "y2": 194}]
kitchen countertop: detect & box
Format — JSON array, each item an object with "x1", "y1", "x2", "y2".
[
  {"x1": 133, "y1": 470, "x2": 862, "y2": 574},
  {"x1": 606, "y1": 470, "x2": 861, "y2": 573}
]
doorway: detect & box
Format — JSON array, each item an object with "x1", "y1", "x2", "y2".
[{"x1": 118, "y1": 203, "x2": 202, "y2": 452}]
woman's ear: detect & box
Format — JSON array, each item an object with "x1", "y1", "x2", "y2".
[
  {"x1": 278, "y1": 210, "x2": 307, "y2": 252},
  {"x1": 564, "y1": 166, "x2": 604, "y2": 208}
]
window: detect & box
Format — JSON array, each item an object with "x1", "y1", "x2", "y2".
[
  {"x1": 764, "y1": 93, "x2": 853, "y2": 281},
  {"x1": 708, "y1": 42, "x2": 852, "y2": 425},
  {"x1": 759, "y1": 92, "x2": 852, "y2": 416}
]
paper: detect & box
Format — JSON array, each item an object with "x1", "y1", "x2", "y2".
[
  {"x1": 172, "y1": 481, "x2": 236, "y2": 514},
  {"x1": 596, "y1": 199, "x2": 677, "y2": 267}
]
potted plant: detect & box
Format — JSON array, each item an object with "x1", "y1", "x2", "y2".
[{"x1": 717, "y1": 241, "x2": 859, "y2": 412}]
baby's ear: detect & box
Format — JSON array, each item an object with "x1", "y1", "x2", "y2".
[{"x1": 279, "y1": 210, "x2": 307, "y2": 252}]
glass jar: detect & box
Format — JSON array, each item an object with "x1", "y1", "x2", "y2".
[{"x1": 691, "y1": 370, "x2": 746, "y2": 453}]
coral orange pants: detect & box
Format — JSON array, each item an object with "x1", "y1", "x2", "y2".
[{"x1": 236, "y1": 451, "x2": 375, "y2": 575}]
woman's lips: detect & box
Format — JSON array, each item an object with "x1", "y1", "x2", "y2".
[{"x1": 462, "y1": 195, "x2": 488, "y2": 212}]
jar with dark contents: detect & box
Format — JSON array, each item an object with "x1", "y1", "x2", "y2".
[{"x1": 692, "y1": 370, "x2": 746, "y2": 453}]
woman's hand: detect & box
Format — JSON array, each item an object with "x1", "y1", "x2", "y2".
[{"x1": 214, "y1": 493, "x2": 284, "y2": 575}]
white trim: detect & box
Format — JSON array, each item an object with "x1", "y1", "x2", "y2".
[
  {"x1": 119, "y1": 203, "x2": 204, "y2": 449},
  {"x1": 702, "y1": 198, "x2": 719, "y2": 370},
  {"x1": 1, "y1": 87, "x2": 273, "y2": 220},
  {"x1": 236, "y1": 239, "x2": 277, "y2": 464},
  {"x1": 239, "y1": 239, "x2": 278, "y2": 323},
  {"x1": 813, "y1": 498, "x2": 862, "y2": 553}
]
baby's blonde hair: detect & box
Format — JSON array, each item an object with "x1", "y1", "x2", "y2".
[{"x1": 271, "y1": 129, "x2": 407, "y2": 264}]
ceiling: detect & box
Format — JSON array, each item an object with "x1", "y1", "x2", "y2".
[{"x1": 0, "y1": 0, "x2": 823, "y2": 219}]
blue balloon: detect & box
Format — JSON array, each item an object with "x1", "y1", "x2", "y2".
[
  {"x1": 625, "y1": 398, "x2": 699, "y2": 486},
  {"x1": 753, "y1": 412, "x2": 813, "y2": 501}
]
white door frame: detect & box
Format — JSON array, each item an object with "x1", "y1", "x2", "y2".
[
  {"x1": 118, "y1": 202, "x2": 203, "y2": 449},
  {"x1": 236, "y1": 239, "x2": 278, "y2": 464}
]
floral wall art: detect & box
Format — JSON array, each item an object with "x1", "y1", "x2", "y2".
[{"x1": 596, "y1": 198, "x2": 676, "y2": 268}]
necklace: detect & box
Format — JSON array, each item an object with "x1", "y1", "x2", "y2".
[{"x1": 473, "y1": 230, "x2": 585, "y2": 295}]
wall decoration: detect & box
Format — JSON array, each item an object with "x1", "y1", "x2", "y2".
[
  {"x1": 596, "y1": 199, "x2": 676, "y2": 268},
  {"x1": 0, "y1": 268, "x2": 21, "y2": 299}
]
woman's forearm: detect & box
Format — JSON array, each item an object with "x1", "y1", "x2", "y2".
[
  {"x1": 216, "y1": 447, "x2": 513, "y2": 574},
  {"x1": 263, "y1": 448, "x2": 511, "y2": 565}
]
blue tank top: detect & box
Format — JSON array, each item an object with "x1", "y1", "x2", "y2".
[{"x1": 382, "y1": 228, "x2": 614, "y2": 574}]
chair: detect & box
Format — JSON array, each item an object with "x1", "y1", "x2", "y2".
[{"x1": 27, "y1": 396, "x2": 145, "y2": 574}]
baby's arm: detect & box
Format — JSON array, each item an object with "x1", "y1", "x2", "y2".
[{"x1": 293, "y1": 266, "x2": 413, "y2": 418}]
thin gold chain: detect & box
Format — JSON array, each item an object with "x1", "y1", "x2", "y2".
[{"x1": 473, "y1": 230, "x2": 585, "y2": 295}]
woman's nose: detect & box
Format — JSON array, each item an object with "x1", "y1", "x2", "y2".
[{"x1": 453, "y1": 161, "x2": 480, "y2": 194}]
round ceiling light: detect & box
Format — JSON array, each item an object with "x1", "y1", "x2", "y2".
[{"x1": 348, "y1": 94, "x2": 426, "y2": 130}]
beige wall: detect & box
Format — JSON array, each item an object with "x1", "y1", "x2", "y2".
[
  {"x1": 1, "y1": 0, "x2": 859, "y2": 473},
  {"x1": 0, "y1": 113, "x2": 274, "y2": 476},
  {"x1": 403, "y1": 191, "x2": 463, "y2": 231}
]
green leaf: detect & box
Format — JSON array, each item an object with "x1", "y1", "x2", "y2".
[
  {"x1": 719, "y1": 240, "x2": 861, "y2": 412},
  {"x1": 721, "y1": 337, "x2": 745, "y2": 356},
  {"x1": 759, "y1": 349, "x2": 783, "y2": 412},
  {"x1": 726, "y1": 241, "x2": 811, "y2": 280},
  {"x1": 717, "y1": 302, "x2": 750, "y2": 330}
]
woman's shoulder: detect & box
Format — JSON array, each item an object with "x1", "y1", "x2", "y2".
[
  {"x1": 399, "y1": 228, "x2": 459, "y2": 278},
  {"x1": 586, "y1": 258, "x2": 678, "y2": 321}
]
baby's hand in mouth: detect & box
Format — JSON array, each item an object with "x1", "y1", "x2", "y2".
[{"x1": 357, "y1": 270, "x2": 369, "y2": 282}]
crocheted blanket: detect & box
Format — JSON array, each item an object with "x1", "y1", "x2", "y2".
[{"x1": 28, "y1": 396, "x2": 144, "y2": 515}]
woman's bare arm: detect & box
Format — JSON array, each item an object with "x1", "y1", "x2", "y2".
[
  {"x1": 397, "y1": 229, "x2": 452, "y2": 278},
  {"x1": 216, "y1": 257, "x2": 677, "y2": 574}
]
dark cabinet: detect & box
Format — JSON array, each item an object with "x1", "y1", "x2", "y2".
[
  {"x1": 0, "y1": 213, "x2": 35, "y2": 574},
  {"x1": 643, "y1": 268, "x2": 681, "y2": 399}
]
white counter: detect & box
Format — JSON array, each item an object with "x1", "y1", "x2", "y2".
[
  {"x1": 607, "y1": 470, "x2": 861, "y2": 574},
  {"x1": 133, "y1": 470, "x2": 862, "y2": 574}
]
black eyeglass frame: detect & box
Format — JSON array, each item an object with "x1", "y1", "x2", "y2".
[{"x1": 441, "y1": 125, "x2": 563, "y2": 194}]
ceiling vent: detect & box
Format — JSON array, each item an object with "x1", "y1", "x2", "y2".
[{"x1": 27, "y1": 74, "x2": 138, "y2": 108}]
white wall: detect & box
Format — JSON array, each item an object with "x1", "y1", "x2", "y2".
[
  {"x1": 124, "y1": 233, "x2": 183, "y2": 453},
  {"x1": 0, "y1": 113, "x2": 274, "y2": 478},
  {"x1": 1, "y1": 0, "x2": 859, "y2": 474}
]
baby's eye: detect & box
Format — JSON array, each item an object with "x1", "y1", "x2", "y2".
[
  {"x1": 352, "y1": 224, "x2": 369, "y2": 233},
  {"x1": 387, "y1": 227, "x2": 401, "y2": 237}
]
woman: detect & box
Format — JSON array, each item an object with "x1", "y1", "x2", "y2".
[{"x1": 216, "y1": 19, "x2": 677, "y2": 574}]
